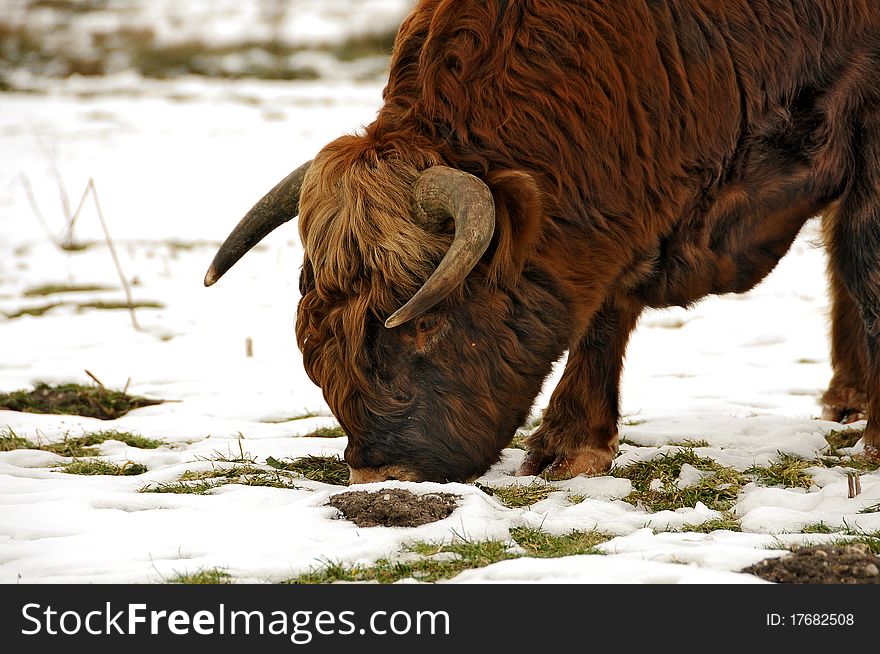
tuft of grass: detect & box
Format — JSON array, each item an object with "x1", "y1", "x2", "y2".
[
  {"x1": 476, "y1": 481, "x2": 555, "y2": 508},
  {"x1": 4, "y1": 303, "x2": 64, "y2": 318},
  {"x1": 169, "y1": 569, "x2": 232, "y2": 585},
  {"x1": 817, "y1": 429, "x2": 878, "y2": 472},
  {"x1": 76, "y1": 300, "x2": 165, "y2": 312},
  {"x1": 300, "y1": 426, "x2": 346, "y2": 439},
  {"x1": 802, "y1": 522, "x2": 838, "y2": 534},
  {"x1": 57, "y1": 459, "x2": 148, "y2": 476},
  {"x1": 507, "y1": 430, "x2": 530, "y2": 450},
  {"x1": 668, "y1": 439, "x2": 710, "y2": 448},
  {"x1": 825, "y1": 428, "x2": 864, "y2": 454},
  {"x1": 266, "y1": 455, "x2": 349, "y2": 486},
  {"x1": 4, "y1": 300, "x2": 164, "y2": 319},
  {"x1": 291, "y1": 526, "x2": 610, "y2": 584},
  {"x1": 39, "y1": 430, "x2": 162, "y2": 457},
  {"x1": 292, "y1": 539, "x2": 512, "y2": 584},
  {"x1": 681, "y1": 513, "x2": 742, "y2": 533},
  {"x1": 141, "y1": 463, "x2": 302, "y2": 494},
  {"x1": 0, "y1": 382, "x2": 162, "y2": 420},
  {"x1": 747, "y1": 454, "x2": 815, "y2": 489},
  {"x1": 822, "y1": 530, "x2": 880, "y2": 556},
  {"x1": 24, "y1": 283, "x2": 112, "y2": 297},
  {"x1": 0, "y1": 429, "x2": 35, "y2": 452},
  {"x1": 509, "y1": 526, "x2": 611, "y2": 557},
  {"x1": 612, "y1": 448, "x2": 747, "y2": 512}
]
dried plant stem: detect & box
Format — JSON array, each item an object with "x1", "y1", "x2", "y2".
[
  {"x1": 62, "y1": 182, "x2": 92, "y2": 249},
  {"x1": 87, "y1": 178, "x2": 142, "y2": 332},
  {"x1": 85, "y1": 369, "x2": 107, "y2": 391},
  {"x1": 20, "y1": 174, "x2": 62, "y2": 248}
]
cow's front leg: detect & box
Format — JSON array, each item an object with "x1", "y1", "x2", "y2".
[
  {"x1": 821, "y1": 263, "x2": 869, "y2": 423},
  {"x1": 518, "y1": 298, "x2": 642, "y2": 479}
]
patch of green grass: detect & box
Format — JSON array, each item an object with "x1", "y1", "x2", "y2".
[
  {"x1": 291, "y1": 526, "x2": 610, "y2": 584},
  {"x1": 261, "y1": 411, "x2": 324, "y2": 424},
  {"x1": 266, "y1": 455, "x2": 349, "y2": 485},
  {"x1": 823, "y1": 530, "x2": 880, "y2": 555},
  {"x1": 76, "y1": 300, "x2": 165, "y2": 312},
  {"x1": 668, "y1": 439, "x2": 710, "y2": 448},
  {"x1": 509, "y1": 526, "x2": 611, "y2": 556},
  {"x1": 612, "y1": 448, "x2": 747, "y2": 512},
  {"x1": 4, "y1": 303, "x2": 64, "y2": 318},
  {"x1": 24, "y1": 283, "x2": 112, "y2": 297},
  {"x1": 4, "y1": 300, "x2": 164, "y2": 319},
  {"x1": 801, "y1": 522, "x2": 838, "y2": 534},
  {"x1": 0, "y1": 429, "x2": 35, "y2": 452},
  {"x1": 507, "y1": 430, "x2": 530, "y2": 450},
  {"x1": 1, "y1": 427, "x2": 163, "y2": 457},
  {"x1": 57, "y1": 459, "x2": 148, "y2": 476},
  {"x1": 169, "y1": 569, "x2": 232, "y2": 584},
  {"x1": 681, "y1": 513, "x2": 742, "y2": 533},
  {"x1": 824, "y1": 428, "x2": 864, "y2": 454},
  {"x1": 621, "y1": 417, "x2": 647, "y2": 427},
  {"x1": 141, "y1": 463, "x2": 302, "y2": 494},
  {"x1": 300, "y1": 426, "x2": 346, "y2": 438},
  {"x1": 476, "y1": 481, "x2": 555, "y2": 508},
  {"x1": 747, "y1": 454, "x2": 816, "y2": 489},
  {"x1": 0, "y1": 382, "x2": 162, "y2": 420}
]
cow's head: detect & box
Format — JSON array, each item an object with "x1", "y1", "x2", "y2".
[{"x1": 206, "y1": 135, "x2": 571, "y2": 482}]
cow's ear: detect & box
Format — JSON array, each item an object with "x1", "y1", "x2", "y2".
[{"x1": 483, "y1": 169, "x2": 545, "y2": 288}]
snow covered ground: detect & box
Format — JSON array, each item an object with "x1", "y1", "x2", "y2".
[{"x1": 1, "y1": 3, "x2": 878, "y2": 585}]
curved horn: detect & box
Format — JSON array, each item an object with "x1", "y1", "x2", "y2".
[
  {"x1": 204, "y1": 161, "x2": 312, "y2": 287},
  {"x1": 384, "y1": 167, "x2": 495, "y2": 328}
]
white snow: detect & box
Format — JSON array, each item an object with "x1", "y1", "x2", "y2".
[{"x1": 1, "y1": 3, "x2": 877, "y2": 585}]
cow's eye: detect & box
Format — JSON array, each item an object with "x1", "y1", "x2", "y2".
[{"x1": 415, "y1": 314, "x2": 443, "y2": 335}]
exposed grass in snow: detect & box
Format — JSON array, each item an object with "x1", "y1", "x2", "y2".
[
  {"x1": 266, "y1": 455, "x2": 349, "y2": 486},
  {"x1": 299, "y1": 426, "x2": 346, "y2": 439},
  {"x1": 668, "y1": 438, "x2": 711, "y2": 448},
  {"x1": 681, "y1": 513, "x2": 743, "y2": 533},
  {"x1": 57, "y1": 459, "x2": 148, "y2": 476},
  {"x1": 0, "y1": 429, "x2": 163, "y2": 457},
  {"x1": 747, "y1": 454, "x2": 815, "y2": 489},
  {"x1": 509, "y1": 526, "x2": 611, "y2": 557},
  {"x1": 24, "y1": 283, "x2": 113, "y2": 297},
  {"x1": 613, "y1": 448, "x2": 746, "y2": 512},
  {"x1": 802, "y1": 522, "x2": 838, "y2": 534},
  {"x1": 476, "y1": 481, "x2": 555, "y2": 508},
  {"x1": 507, "y1": 430, "x2": 529, "y2": 450},
  {"x1": 824, "y1": 428, "x2": 865, "y2": 453},
  {"x1": 290, "y1": 527, "x2": 610, "y2": 584},
  {"x1": 169, "y1": 569, "x2": 232, "y2": 585},
  {"x1": 4, "y1": 300, "x2": 165, "y2": 319},
  {"x1": 141, "y1": 464, "x2": 304, "y2": 494},
  {"x1": 0, "y1": 382, "x2": 162, "y2": 420}
]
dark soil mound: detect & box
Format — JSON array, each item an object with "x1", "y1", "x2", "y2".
[
  {"x1": 743, "y1": 544, "x2": 880, "y2": 584},
  {"x1": 329, "y1": 489, "x2": 459, "y2": 528}
]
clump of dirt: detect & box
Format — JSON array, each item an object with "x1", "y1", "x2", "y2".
[
  {"x1": 328, "y1": 489, "x2": 459, "y2": 528},
  {"x1": 743, "y1": 544, "x2": 880, "y2": 584}
]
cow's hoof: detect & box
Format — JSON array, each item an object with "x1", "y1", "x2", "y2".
[
  {"x1": 821, "y1": 386, "x2": 867, "y2": 423},
  {"x1": 517, "y1": 447, "x2": 614, "y2": 480}
]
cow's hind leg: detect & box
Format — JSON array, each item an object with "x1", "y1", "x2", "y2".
[
  {"x1": 518, "y1": 298, "x2": 641, "y2": 479},
  {"x1": 825, "y1": 122, "x2": 880, "y2": 459},
  {"x1": 822, "y1": 263, "x2": 869, "y2": 423}
]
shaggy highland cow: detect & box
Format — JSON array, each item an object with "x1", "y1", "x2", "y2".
[{"x1": 206, "y1": 0, "x2": 880, "y2": 483}]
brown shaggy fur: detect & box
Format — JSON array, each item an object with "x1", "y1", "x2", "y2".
[{"x1": 294, "y1": 0, "x2": 880, "y2": 482}]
